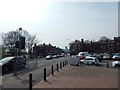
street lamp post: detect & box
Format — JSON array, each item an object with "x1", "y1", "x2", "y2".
[{"x1": 19, "y1": 28, "x2": 22, "y2": 56}]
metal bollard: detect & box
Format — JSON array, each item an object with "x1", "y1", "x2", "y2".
[
  {"x1": 52, "y1": 65, "x2": 54, "y2": 75},
  {"x1": 60, "y1": 62, "x2": 62, "y2": 69},
  {"x1": 107, "y1": 63, "x2": 109, "y2": 68},
  {"x1": 65, "y1": 61, "x2": 66, "y2": 66},
  {"x1": 57, "y1": 63, "x2": 59, "y2": 72},
  {"x1": 63, "y1": 62, "x2": 64, "y2": 68},
  {"x1": 29, "y1": 73, "x2": 32, "y2": 90},
  {"x1": 44, "y1": 68, "x2": 46, "y2": 81},
  {"x1": 13, "y1": 62, "x2": 17, "y2": 76}
]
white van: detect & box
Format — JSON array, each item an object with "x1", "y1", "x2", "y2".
[{"x1": 69, "y1": 55, "x2": 80, "y2": 66}]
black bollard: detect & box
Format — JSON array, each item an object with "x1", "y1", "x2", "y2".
[
  {"x1": 44, "y1": 68, "x2": 46, "y2": 81},
  {"x1": 52, "y1": 65, "x2": 54, "y2": 75},
  {"x1": 29, "y1": 73, "x2": 32, "y2": 90},
  {"x1": 65, "y1": 61, "x2": 66, "y2": 66},
  {"x1": 107, "y1": 63, "x2": 109, "y2": 68},
  {"x1": 60, "y1": 62, "x2": 62, "y2": 69},
  {"x1": 63, "y1": 62, "x2": 64, "y2": 68},
  {"x1": 13, "y1": 62, "x2": 17, "y2": 76},
  {"x1": 57, "y1": 63, "x2": 59, "y2": 72}
]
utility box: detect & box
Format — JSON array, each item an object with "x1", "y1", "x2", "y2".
[{"x1": 69, "y1": 55, "x2": 80, "y2": 66}]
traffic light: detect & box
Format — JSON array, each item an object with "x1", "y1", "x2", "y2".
[
  {"x1": 15, "y1": 37, "x2": 25, "y2": 49},
  {"x1": 15, "y1": 41, "x2": 19, "y2": 48},
  {"x1": 20, "y1": 37, "x2": 25, "y2": 49}
]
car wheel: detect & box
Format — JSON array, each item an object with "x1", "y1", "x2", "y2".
[{"x1": 115, "y1": 64, "x2": 120, "y2": 67}]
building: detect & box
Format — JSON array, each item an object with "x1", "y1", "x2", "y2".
[
  {"x1": 69, "y1": 37, "x2": 120, "y2": 55},
  {"x1": 33, "y1": 43, "x2": 64, "y2": 57},
  {"x1": 114, "y1": 37, "x2": 120, "y2": 53}
]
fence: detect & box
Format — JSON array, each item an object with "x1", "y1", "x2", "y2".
[
  {"x1": 29, "y1": 60, "x2": 68, "y2": 90},
  {"x1": 13, "y1": 60, "x2": 39, "y2": 76}
]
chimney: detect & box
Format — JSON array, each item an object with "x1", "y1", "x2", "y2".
[{"x1": 81, "y1": 39, "x2": 84, "y2": 43}]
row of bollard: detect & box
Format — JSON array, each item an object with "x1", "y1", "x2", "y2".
[
  {"x1": 29, "y1": 60, "x2": 68, "y2": 90},
  {"x1": 44, "y1": 60, "x2": 68, "y2": 81}
]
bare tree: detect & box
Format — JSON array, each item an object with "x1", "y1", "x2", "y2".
[{"x1": 2, "y1": 29, "x2": 38, "y2": 56}]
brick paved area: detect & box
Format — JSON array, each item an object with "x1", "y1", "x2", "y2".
[{"x1": 33, "y1": 65, "x2": 118, "y2": 88}]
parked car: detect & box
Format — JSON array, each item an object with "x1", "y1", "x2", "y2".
[
  {"x1": 60, "y1": 53, "x2": 65, "y2": 57},
  {"x1": 78, "y1": 52, "x2": 89, "y2": 60},
  {"x1": 90, "y1": 54, "x2": 102, "y2": 62},
  {"x1": 53, "y1": 55, "x2": 58, "y2": 58},
  {"x1": 112, "y1": 61, "x2": 120, "y2": 67},
  {"x1": 112, "y1": 53, "x2": 120, "y2": 60},
  {"x1": 103, "y1": 54, "x2": 111, "y2": 60},
  {"x1": 0, "y1": 56, "x2": 26, "y2": 73},
  {"x1": 83, "y1": 57, "x2": 99, "y2": 65},
  {"x1": 45, "y1": 55, "x2": 53, "y2": 60},
  {"x1": 80, "y1": 59, "x2": 85, "y2": 63}
]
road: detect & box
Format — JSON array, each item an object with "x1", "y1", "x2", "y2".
[{"x1": 2, "y1": 56, "x2": 69, "y2": 88}]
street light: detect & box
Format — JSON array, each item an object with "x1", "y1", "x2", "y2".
[{"x1": 19, "y1": 28, "x2": 22, "y2": 56}]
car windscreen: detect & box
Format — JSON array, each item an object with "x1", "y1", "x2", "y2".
[
  {"x1": 115, "y1": 53, "x2": 120, "y2": 56},
  {"x1": 0, "y1": 57, "x2": 14, "y2": 64}
]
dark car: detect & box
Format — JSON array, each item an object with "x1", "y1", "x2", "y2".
[{"x1": 0, "y1": 56, "x2": 26, "y2": 73}]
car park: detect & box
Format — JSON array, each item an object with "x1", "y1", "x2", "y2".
[
  {"x1": 45, "y1": 55, "x2": 53, "y2": 60},
  {"x1": 112, "y1": 61, "x2": 120, "y2": 67},
  {"x1": 83, "y1": 56, "x2": 99, "y2": 65},
  {"x1": 0, "y1": 56, "x2": 26, "y2": 73},
  {"x1": 112, "y1": 53, "x2": 120, "y2": 60}
]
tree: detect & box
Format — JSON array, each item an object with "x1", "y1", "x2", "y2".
[{"x1": 2, "y1": 28, "x2": 38, "y2": 56}]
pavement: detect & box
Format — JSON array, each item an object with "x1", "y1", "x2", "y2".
[{"x1": 33, "y1": 64, "x2": 119, "y2": 88}]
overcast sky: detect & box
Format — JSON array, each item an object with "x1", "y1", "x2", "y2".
[{"x1": 0, "y1": 0, "x2": 119, "y2": 49}]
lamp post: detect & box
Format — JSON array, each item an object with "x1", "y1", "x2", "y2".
[{"x1": 19, "y1": 28, "x2": 22, "y2": 56}]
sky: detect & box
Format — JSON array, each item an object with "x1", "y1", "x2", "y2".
[{"x1": 0, "y1": 0, "x2": 119, "y2": 49}]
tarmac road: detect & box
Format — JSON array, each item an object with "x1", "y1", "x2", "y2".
[{"x1": 2, "y1": 56, "x2": 69, "y2": 88}]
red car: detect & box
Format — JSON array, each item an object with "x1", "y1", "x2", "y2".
[{"x1": 79, "y1": 55, "x2": 85, "y2": 60}]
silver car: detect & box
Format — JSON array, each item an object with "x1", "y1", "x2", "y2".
[
  {"x1": 112, "y1": 61, "x2": 120, "y2": 67},
  {"x1": 83, "y1": 57, "x2": 99, "y2": 65},
  {"x1": 112, "y1": 53, "x2": 120, "y2": 60}
]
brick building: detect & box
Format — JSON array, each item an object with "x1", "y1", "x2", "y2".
[
  {"x1": 69, "y1": 37, "x2": 120, "y2": 55},
  {"x1": 114, "y1": 37, "x2": 120, "y2": 53},
  {"x1": 33, "y1": 43, "x2": 64, "y2": 57}
]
